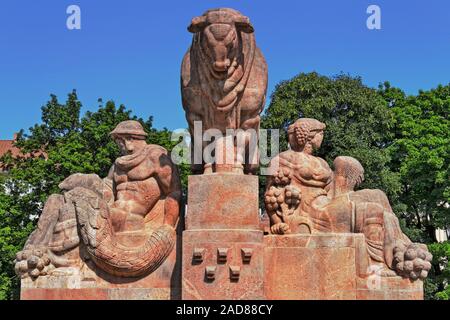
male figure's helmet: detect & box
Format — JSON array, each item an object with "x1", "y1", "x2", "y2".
[{"x1": 110, "y1": 121, "x2": 148, "y2": 140}]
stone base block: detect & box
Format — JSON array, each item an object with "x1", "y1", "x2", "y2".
[
  {"x1": 263, "y1": 234, "x2": 423, "y2": 300},
  {"x1": 356, "y1": 276, "x2": 424, "y2": 300},
  {"x1": 186, "y1": 174, "x2": 260, "y2": 230},
  {"x1": 21, "y1": 231, "x2": 182, "y2": 300},
  {"x1": 21, "y1": 287, "x2": 172, "y2": 300},
  {"x1": 182, "y1": 230, "x2": 265, "y2": 300}
]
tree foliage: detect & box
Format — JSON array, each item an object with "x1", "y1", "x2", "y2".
[
  {"x1": 379, "y1": 82, "x2": 450, "y2": 299},
  {"x1": 426, "y1": 242, "x2": 450, "y2": 300},
  {"x1": 379, "y1": 83, "x2": 450, "y2": 243}
]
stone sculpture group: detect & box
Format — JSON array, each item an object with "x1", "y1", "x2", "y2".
[{"x1": 15, "y1": 8, "x2": 432, "y2": 300}]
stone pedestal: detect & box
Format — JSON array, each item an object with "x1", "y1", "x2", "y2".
[
  {"x1": 185, "y1": 174, "x2": 261, "y2": 230},
  {"x1": 21, "y1": 207, "x2": 183, "y2": 301},
  {"x1": 182, "y1": 174, "x2": 265, "y2": 300},
  {"x1": 356, "y1": 274, "x2": 423, "y2": 300},
  {"x1": 21, "y1": 239, "x2": 181, "y2": 300},
  {"x1": 264, "y1": 234, "x2": 423, "y2": 300}
]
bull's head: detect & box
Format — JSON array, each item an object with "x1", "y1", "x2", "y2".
[{"x1": 188, "y1": 8, "x2": 254, "y2": 74}]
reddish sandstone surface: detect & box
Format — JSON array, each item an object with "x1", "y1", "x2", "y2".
[{"x1": 17, "y1": 8, "x2": 429, "y2": 301}]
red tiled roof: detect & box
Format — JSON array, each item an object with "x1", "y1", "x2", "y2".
[
  {"x1": 0, "y1": 135, "x2": 46, "y2": 165},
  {"x1": 0, "y1": 140, "x2": 22, "y2": 157}
]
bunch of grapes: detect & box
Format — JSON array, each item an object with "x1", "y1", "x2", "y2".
[
  {"x1": 393, "y1": 243, "x2": 433, "y2": 280},
  {"x1": 264, "y1": 186, "x2": 284, "y2": 212},
  {"x1": 284, "y1": 185, "x2": 301, "y2": 207},
  {"x1": 265, "y1": 185, "x2": 301, "y2": 214},
  {"x1": 273, "y1": 168, "x2": 292, "y2": 186},
  {"x1": 15, "y1": 247, "x2": 53, "y2": 279}
]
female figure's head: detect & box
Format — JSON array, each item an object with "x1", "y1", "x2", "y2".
[{"x1": 287, "y1": 118, "x2": 326, "y2": 154}]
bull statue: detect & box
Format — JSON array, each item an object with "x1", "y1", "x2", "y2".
[{"x1": 181, "y1": 8, "x2": 268, "y2": 174}]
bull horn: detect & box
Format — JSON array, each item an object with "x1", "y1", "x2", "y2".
[
  {"x1": 188, "y1": 16, "x2": 208, "y2": 33},
  {"x1": 235, "y1": 16, "x2": 254, "y2": 33}
]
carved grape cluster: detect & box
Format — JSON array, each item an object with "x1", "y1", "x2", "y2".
[
  {"x1": 14, "y1": 247, "x2": 53, "y2": 279},
  {"x1": 393, "y1": 243, "x2": 432, "y2": 281},
  {"x1": 264, "y1": 186, "x2": 284, "y2": 212},
  {"x1": 273, "y1": 168, "x2": 292, "y2": 186},
  {"x1": 264, "y1": 185, "x2": 301, "y2": 214},
  {"x1": 284, "y1": 185, "x2": 301, "y2": 207},
  {"x1": 293, "y1": 123, "x2": 311, "y2": 147}
]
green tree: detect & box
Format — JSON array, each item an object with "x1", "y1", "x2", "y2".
[
  {"x1": 379, "y1": 82, "x2": 450, "y2": 300},
  {"x1": 426, "y1": 242, "x2": 450, "y2": 300},
  {"x1": 0, "y1": 91, "x2": 184, "y2": 299},
  {"x1": 379, "y1": 83, "x2": 450, "y2": 243},
  {"x1": 0, "y1": 172, "x2": 37, "y2": 299}
]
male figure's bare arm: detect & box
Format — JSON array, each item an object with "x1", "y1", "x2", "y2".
[
  {"x1": 154, "y1": 153, "x2": 182, "y2": 228},
  {"x1": 102, "y1": 165, "x2": 115, "y2": 204}
]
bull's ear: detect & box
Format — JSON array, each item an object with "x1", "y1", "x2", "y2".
[
  {"x1": 188, "y1": 16, "x2": 207, "y2": 33},
  {"x1": 235, "y1": 16, "x2": 254, "y2": 33}
]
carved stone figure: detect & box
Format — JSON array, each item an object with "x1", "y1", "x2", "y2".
[
  {"x1": 264, "y1": 118, "x2": 432, "y2": 280},
  {"x1": 181, "y1": 8, "x2": 268, "y2": 174},
  {"x1": 15, "y1": 121, "x2": 181, "y2": 279}
]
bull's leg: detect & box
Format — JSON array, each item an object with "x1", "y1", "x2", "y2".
[
  {"x1": 240, "y1": 114, "x2": 260, "y2": 175},
  {"x1": 234, "y1": 130, "x2": 251, "y2": 174},
  {"x1": 187, "y1": 113, "x2": 205, "y2": 174},
  {"x1": 214, "y1": 134, "x2": 236, "y2": 173},
  {"x1": 203, "y1": 138, "x2": 214, "y2": 174},
  {"x1": 189, "y1": 138, "x2": 204, "y2": 174}
]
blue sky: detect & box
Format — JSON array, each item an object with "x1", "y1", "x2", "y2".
[{"x1": 0, "y1": 0, "x2": 449, "y2": 139}]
